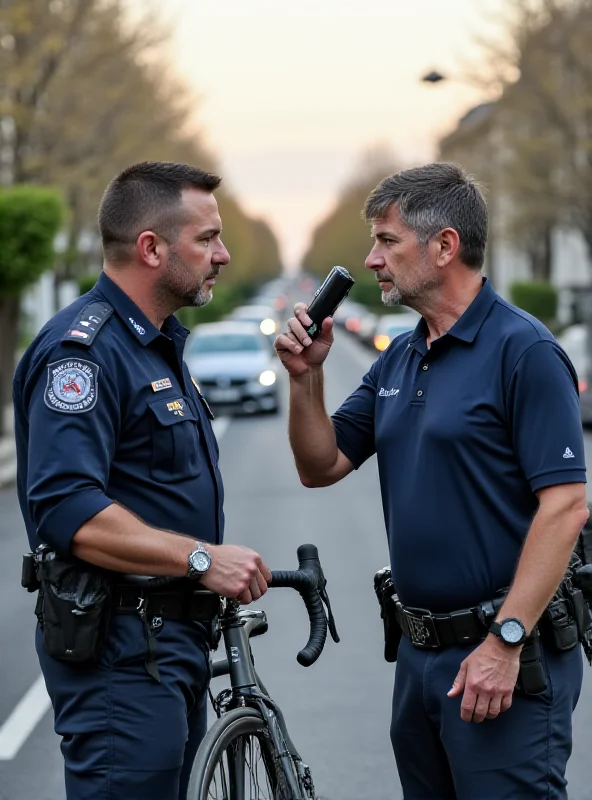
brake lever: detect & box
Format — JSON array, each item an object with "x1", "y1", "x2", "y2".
[{"x1": 319, "y1": 580, "x2": 340, "y2": 643}]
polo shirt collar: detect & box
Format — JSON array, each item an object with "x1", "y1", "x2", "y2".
[
  {"x1": 407, "y1": 277, "x2": 497, "y2": 349},
  {"x1": 95, "y1": 272, "x2": 188, "y2": 346}
]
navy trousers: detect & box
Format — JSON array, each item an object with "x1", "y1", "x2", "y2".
[
  {"x1": 37, "y1": 614, "x2": 210, "y2": 800},
  {"x1": 390, "y1": 636, "x2": 583, "y2": 799}
]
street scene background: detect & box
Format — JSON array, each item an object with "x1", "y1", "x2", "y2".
[{"x1": 3, "y1": 0, "x2": 592, "y2": 798}]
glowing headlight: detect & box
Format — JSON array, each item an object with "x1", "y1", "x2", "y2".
[
  {"x1": 260, "y1": 318, "x2": 277, "y2": 336},
  {"x1": 374, "y1": 334, "x2": 391, "y2": 352},
  {"x1": 259, "y1": 370, "x2": 276, "y2": 386}
]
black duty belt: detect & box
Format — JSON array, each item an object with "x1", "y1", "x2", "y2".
[
  {"x1": 395, "y1": 602, "x2": 487, "y2": 649},
  {"x1": 113, "y1": 585, "x2": 221, "y2": 623}
]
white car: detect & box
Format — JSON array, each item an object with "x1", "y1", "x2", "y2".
[{"x1": 185, "y1": 321, "x2": 280, "y2": 415}]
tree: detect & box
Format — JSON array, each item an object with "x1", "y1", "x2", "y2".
[
  {"x1": 0, "y1": 185, "x2": 64, "y2": 433},
  {"x1": 492, "y1": 0, "x2": 592, "y2": 257}
]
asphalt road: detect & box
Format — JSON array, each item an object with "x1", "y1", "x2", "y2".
[{"x1": 1, "y1": 328, "x2": 592, "y2": 799}]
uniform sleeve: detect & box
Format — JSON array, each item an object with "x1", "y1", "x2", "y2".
[
  {"x1": 506, "y1": 340, "x2": 586, "y2": 492},
  {"x1": 331, "y1": 358, "x2": 380, "y2": 469},
  {"x1": 23, "y1": 346, "x2": 120, "y2": 553}
]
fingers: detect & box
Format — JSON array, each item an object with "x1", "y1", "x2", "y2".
[
  {"x1": 447, "y1": 661, "x2": 467, "y2": 698},
  {"x1": 471, "y1": 694, "x2": 490, "y2": 724},
  {"x1": 485, "y1": 696, "x2": 502, "y2": 720},
  {"x1": 500, "y1": 694, "x2": 513, "y2": 714},
  {"x1": 459, "y1": 686, "x2": 477, "y2": 723}
]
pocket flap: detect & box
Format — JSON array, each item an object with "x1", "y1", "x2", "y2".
[{"x1": 148, "y1": 396, "x2": 197, "y2": 426}]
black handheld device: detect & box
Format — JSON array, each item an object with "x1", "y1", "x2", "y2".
[{"x1": 305, "y1": 266, "x2": 355, "y2": 339}]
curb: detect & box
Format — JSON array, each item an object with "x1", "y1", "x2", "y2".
[{"x1": 0, "y1": 437, "x2": 16, "y2": 489}]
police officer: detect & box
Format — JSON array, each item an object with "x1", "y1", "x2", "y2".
[
  {"x1": 275, "y1": 162, "x2": 589, "y2": 798},
  {"x1": 13, "y1": 161, "x2": 272, "y2": 800}
]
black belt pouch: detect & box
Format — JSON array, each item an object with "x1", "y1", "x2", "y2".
[
  {"x1": 39, "y1": 554, "x2": 112, "y2": 665},
  {"x1": 374, "y1": 568, "x2": 402, "y2": 663}
]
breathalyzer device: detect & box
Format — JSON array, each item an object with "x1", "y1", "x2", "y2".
[{"x1": 305, "y1": 266, "x2": 355, "y2": 339}]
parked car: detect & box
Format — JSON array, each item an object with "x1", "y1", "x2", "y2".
[
  {"x1": 555, "y1": 324, "x2": 592, "y2": 426},
  {"x1": 185, "y1": 321, "x2": 280, "y2": 415},
  {"x1": 373, "y1": 311, "x2": 421, "y2": 352},
  {"x1": 227, "y1": 304, "x2": 280, "y2": 340}
]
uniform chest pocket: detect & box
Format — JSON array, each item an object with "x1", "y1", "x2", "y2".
[{"x1": 148, "y1": 396, "x2": 202, "y2": 482}]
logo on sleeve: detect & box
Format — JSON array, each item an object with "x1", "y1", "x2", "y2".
[
  {"x1": 563, "y1": 447, "x2": 575, "y2": 459},
  {"x1": 44, "y1": 359, "x2": 99, "y2": 414}
]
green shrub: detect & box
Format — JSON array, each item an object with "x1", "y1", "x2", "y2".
[
  {"x1": 0, "y1": 185, "x2": 64, "y2": 295},
  {"x1": 78, "y1": 273, "x2": 100, "y2": 296},
  {"x1": 509, "y1": 281, "x2": 558, "y2": 322}
]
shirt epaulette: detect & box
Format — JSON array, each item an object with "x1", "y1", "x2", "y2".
[{"x1": 61, "y1": 301, "x2": 114, "y2": 346}]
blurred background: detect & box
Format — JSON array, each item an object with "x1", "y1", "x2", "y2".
[{"x1": 3, "y1": 1, "x2": 592, "y2": 798}]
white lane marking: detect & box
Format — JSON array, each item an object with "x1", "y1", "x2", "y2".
[
  {"x1": 0, "y1": 674, "x2": 51, "y2": 760},
  {"x1": 0, "y1": 415, "x2": 233, "y2": 760},
  {"x1": 212, "y1": 416, "x2": 230, "y2": 440}
]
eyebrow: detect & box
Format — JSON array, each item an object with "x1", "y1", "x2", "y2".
[
  {"x1": 372, "y1": 231, "x2": 401, "y2": 242},
  {"x1": 197, "y1": 227, "x2": 222, "y2": 238}
]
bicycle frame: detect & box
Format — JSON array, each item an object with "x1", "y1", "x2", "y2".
[{"x1": 209, "y1": 600, "x2": 314, "y2": 798}]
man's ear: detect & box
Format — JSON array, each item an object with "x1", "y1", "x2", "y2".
[
  {"x1": 435, "y1": 227, "x2": 460, "y2": 268},
  {"x1": 136, "y1": 231, "x2": 164, "y2": 269}
]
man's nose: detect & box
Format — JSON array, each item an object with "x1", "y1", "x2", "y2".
[
  {"x1": 215, "y1": 241, "x2": 231, "y2": 265},
  {"x1": 365, "y1": 247, "x2": 383, "y2": 272}
]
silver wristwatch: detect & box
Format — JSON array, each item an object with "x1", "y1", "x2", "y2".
[{"x1": 187, "y1": 543, "x2": 212, "y2": 580}]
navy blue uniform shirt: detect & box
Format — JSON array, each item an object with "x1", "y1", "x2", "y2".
[
  {"x1": 13, "y1": 272, "x2": 224, "y2": 554},
  {"x1": 333, "y1": 278, "x2": 586, "y2": 612}
]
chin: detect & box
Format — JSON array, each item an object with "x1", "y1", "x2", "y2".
[
  {"x1": 193, "y1": 288, "x2": 213, "y2": 308},
  {"x1": 382, "y1": 289, "x2": 401, "y2": 307}
]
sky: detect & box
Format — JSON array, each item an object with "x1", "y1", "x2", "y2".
[{"x1": 157, "y1": 0, "x2": 508, "y2": 271}]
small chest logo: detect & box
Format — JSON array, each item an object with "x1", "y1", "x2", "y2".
[
  {"x1": 378, "y1": 387, "x2": 400, "y2": 397},
  {"x1": 167, "y1": 399, "x2": 185, "y2": 416},
  {"x1": 129, "y1": 317, "x2": 145, "y2": 335},
  {"x1": 151, "y1": 378, "x2": 173, "y2": 392}
]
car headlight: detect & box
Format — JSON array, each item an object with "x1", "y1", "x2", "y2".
[
  {"x1": 260, "y1": 318, "x2": 277, "y2": 336},
  {"x1": 259, "y1": 370, "x2": 276, "y2": 386}
]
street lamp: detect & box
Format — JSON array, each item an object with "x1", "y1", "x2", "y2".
[{"x1": 421, "y1": 70, "x2": 446, "y2": 84}]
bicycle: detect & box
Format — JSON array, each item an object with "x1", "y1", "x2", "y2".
[{"x1": 187, "y1": 543, "x2": 340, "y2": 800}]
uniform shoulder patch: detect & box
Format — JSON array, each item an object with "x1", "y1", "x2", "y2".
[
  {"x1": 44, "y1": 358, "x2": 99, "y2": 414},
  {"x1": 61, "y1": 301, "x2": 113, "y2": 346}
]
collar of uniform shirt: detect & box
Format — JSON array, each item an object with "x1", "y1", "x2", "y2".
[
  {"x1": 94, "y1": 272, "x2": 188, "y2": 347},
  {"x1": 408, "y1": 277, "x2": 497, "y2": 351}
]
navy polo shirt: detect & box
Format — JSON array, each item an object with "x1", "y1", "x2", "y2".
[
  {"x1": 13, "y1": 272, "x2": 224, "y2": 554},
  {"x1": 333, "y1": 278, "x2": 586, "y2": 613}
]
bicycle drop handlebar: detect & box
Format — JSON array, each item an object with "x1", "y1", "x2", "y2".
[
  {"x1": 270, "y1": 543, "x2": 340, "y2": 666},
  {"x1": 121, "y1": 544, "x2": 340, "y2": 667}
]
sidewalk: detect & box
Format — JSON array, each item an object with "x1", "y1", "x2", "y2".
[{"x1": 0, "y1": 404, "x2": 16, "y2": 489}]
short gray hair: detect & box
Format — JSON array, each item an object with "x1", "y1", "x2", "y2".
[{"x1": 363, "y1": 162, "x2": 488, "y2": 269}]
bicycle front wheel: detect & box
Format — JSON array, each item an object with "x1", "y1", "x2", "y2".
[{"x1": 187, "y1": 707, "x2": 304, "y2": 800}]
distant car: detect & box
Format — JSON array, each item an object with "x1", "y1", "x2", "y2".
[
  {"x1": 555, "y1": 324, "x2": 592, "y2": 426},
  {"x1": 185, "y1": 321, "x2": 280, "y2": 415},
  {"x1": 228, "y1": 304, "x2": 280, "y2": 339},
  {"x1": 373, "y1": 312, "x2": 421, "y2": 352}
]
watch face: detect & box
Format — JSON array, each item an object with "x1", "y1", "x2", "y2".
[
  {"x1": 190, "y1": 550, "x2": 211, "y2": 573},
  {"x1": 500, "y1": 618, "x2": 524, "y2": 644}
]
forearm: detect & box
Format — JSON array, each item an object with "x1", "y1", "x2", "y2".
[
  {"x1": 497, "y1": 493, "x2": 589, "y2": 633},
  {"x1": 288, "y1": 368, "x2": 339, "y2": 483},
  {"x1": 71, "y1": 503, "x2": 196, "y2": 575}
]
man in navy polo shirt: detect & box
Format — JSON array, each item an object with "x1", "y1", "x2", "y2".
[
  {"x1": 13, "y1": 161, "x2": 271, "y2": 800},
  {"x1": 275, "y1": 162, "x2": 589, "y2": 798}
]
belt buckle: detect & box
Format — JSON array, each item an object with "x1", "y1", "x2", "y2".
[{"x1": 404, "y1": 609, "x2": 440, "y2": 648}]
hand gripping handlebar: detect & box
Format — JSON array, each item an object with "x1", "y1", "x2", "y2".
[{"x1": 270, "y1": 543, "x2": 340, "y2": 666}]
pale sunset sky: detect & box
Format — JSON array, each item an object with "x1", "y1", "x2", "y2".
[{"x1": 157, "y1": 0, "x2": 508, "y2": 271}]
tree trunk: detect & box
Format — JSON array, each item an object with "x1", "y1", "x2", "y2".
[{"x1": 0, "y1": 295, "x2": 21, "y2": 437}]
